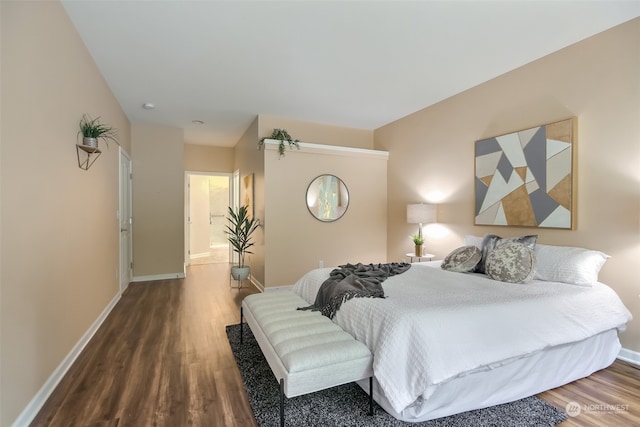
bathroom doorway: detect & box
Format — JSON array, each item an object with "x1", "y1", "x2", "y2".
[{"x1": 186, "y1": 173, "x2": 231, "y2": 265}]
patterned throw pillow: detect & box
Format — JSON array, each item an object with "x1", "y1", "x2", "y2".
[
  {"x1": 475, "y1": 233, "x2": 538, "y2": 274},
  {"x1": 441, "y1": 246, "x2": 482, "y2": 273},
  {"x1": 485, "y1": 242, "x2": 537, "y2": 283}
]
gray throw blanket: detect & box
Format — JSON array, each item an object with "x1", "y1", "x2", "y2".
[{"x1": 298, "y1": 262, "x2": 411, "y2": 319}]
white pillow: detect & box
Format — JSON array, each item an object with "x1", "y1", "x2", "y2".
[
  {"x1": 534, "y1": 244, "x2": 609, "y2": 286},
  {"x1": 464, "y1": 235, "x2": 483, "y2": 249}
]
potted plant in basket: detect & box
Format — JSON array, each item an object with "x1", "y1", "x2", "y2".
[
  {"x1": 78, "y1": 114, "x2": 118, "y2": 148},
  {"x1": 225, "y1": 205, "x2": 260, "y2": 280}
]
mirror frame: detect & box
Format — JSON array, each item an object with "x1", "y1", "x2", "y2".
[{"x1": 305, "y1": 174, "x2": 350, "y2": 222}]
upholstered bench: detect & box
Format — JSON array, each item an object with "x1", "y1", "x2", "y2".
[{"x1": 240, "y1": 291, "x2": 374, "y2": 427}]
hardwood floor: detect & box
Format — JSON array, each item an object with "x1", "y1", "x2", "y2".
[
  {"x1": 31, "y1": 263, "x2": 259, "y2": 427},
  {"x1": 539, "y1": 360, "x2": 640, "y2": 426},
  {"x1": 32, "y1": 263, "x2": 639, "y2": 426}
]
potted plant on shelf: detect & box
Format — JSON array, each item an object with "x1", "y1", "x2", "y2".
[
  {"x1": 258, "y1": 128, "x2": 300, "y2": 158},
  {"x1": 78, "y1": 114, "x2": 118, "y2": 148},
  {"x1": 411, "y1": 233, "x2": 424, "y2": 257},
  {"x1": 225, "y1": 205, "x2": 260, "y2": 281}
]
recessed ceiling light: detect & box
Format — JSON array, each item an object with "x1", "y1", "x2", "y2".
[
  {"x1": 192, "y1": 120, "x2": 204, "y2": 125},
  {"x1": 142, "y1": 103, "x2": 155, "y2": 110}
]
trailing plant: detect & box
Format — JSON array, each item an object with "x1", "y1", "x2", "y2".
[
  {"x1": 225, "y1": 205, "x2": 260, "y2": 268},
  {"x1": 78, "y1": 114, "x2": 118, "y2": 147},
  {"x1": 258, "y1": 128, "x2": 300, "y2": 158}
]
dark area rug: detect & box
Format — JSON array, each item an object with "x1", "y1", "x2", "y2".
[{"x1": 226, "y1": 323, "x2": 567, "y2": 427}]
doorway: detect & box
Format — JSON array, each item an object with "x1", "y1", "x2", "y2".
[{"x1": 186, "y1": 173, "x2": 231, "y2": 265}]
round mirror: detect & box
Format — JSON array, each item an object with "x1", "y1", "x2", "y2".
[{"x1": 306, "y1": 175, "x2": 349, "y2": 222}]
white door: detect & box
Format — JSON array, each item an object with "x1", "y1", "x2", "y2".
[
  {"x1": 119, "y1": 148, "x2": 133, "y2": 292},
  {"x1": 208, "y1": 175, "x2": 231, "y2": 254},
  {"x1": 231, "y1": 170, "x2": 240, "y2": 264},
  {"x1": 189, "y1": 175, "x2": 213, "y2": 259}
]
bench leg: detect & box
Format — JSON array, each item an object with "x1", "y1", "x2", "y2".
[
  {"x1": 280, "y1": 378, "x2": 285, "y2": 427},
  {"x1": 240, "y1": 307, "x2": 244, "y2": 344},
  {"x1": 369, "y1": 376, "x2": 374, "y2": 416}
]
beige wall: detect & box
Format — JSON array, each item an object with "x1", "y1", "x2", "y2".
[
  {"x1": 231, "y1": 115, "x2": 381, "y2": 288},
  {"x1": 259, "y1": 115, "x2": 384, "y2": 287},
  {"x1": 184, "y1": 143, "x2": 234, "y2": 173},
  {"x1": 264, "y1": 144, "x2": 388, "y2": 286},
  {"x1": 376, "y1": 18, "x2": 640, "y2": 352},
  {"x1": 0, "y1": 1, "x2": 131, "y2": 425},
  {"x1": 233, "y1": 118, "x2": 265, "y2": 285},
  {"x1": 132, "y1": 124, "x2": 185, "y2": 278}
]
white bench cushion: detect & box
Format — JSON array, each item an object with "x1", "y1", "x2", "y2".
[{"x1": 242, "y1": 291, "x2": 373, "y2": 397}]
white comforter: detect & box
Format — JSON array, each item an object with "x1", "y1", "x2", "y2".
[{"x1": 292, "y1": 263, "x2": 632, "y2": 414}]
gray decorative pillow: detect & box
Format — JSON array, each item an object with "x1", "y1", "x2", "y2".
[
  {"x1": 475, "y1": 234, "x2": 500, "y2": 274},
  {"x1": 476, "y1": 233, "x2": 538, "y2": 274},
  {"x1": 485, "y1": 242, "x2": 537, "y2": 284},
  {"x1": 497, "y1": 235, "x2": 538, "y2": 249},
  {"x1": 441, "y1": 246, "x2": 482, "y2": 273}
]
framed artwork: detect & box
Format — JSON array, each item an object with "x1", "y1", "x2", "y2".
[
  {"x1": 474, "y1": 118, "x2": 576, "y2": 229},
  {"x1": 242, "y1": 173, "x2": 254, "y2": 218}
]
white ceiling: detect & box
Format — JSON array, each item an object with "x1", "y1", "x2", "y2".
[{"x1": 61, "y1": 1, "x2": 640, "y2": 147}]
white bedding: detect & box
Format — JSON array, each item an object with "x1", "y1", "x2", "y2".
[{"x1": 291, "y1": 262, "x2": 632, "y2": 417}]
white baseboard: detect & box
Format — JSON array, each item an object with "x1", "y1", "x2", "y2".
[
  {"x1": 190, "y1": 252, "x2": 211, "y2": 259},
  {"x1": 249, "y1": 275, "x2": 264, "y2": 292},
  {"x1": 132, "y1": 272, "x2": 186, "y2": 282},
  {"x1": 12, "y1": 292, "x2": 121, "y2": 427},
  {"x1": 618, "y1": 347, "x2": 640, "y2": 366}
]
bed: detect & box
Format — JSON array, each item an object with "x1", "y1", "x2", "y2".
[{"x1": 290, "y1": 237, "x2": 632, "y2": 422}]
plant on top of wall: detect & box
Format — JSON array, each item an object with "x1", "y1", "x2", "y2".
[
  {"x1": 258, "y1": 128, "x2": 300, "y2": 159},
  {"x1": 78, "y1": 114, "x2": 118, "y2": 148}
]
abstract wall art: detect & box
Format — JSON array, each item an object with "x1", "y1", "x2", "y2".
[{"x1": 474, "y1": 118, "x2": 576, "y2": 229}]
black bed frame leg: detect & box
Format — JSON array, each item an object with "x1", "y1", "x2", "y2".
[
  {"x1": 240, "y1": 306, "x2": 244, "y2": 344},
  {"x1": 369, "y1": 376, "x2": 374, "y2": 416},
  {"x1": 280, "y1": 378, "x2": 285, "y2": 427}
]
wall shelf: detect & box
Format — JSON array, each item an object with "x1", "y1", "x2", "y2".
[
  {"x1": 76, "y1": 144, "x2": 102, "y2": 170},
  {"x1": 261, "y1": 139, "x2": 389, "y2": 159}
]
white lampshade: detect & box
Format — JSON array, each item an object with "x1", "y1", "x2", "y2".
[{"x1": 407, "y1": 203, "x2": 436, "y2": 224}]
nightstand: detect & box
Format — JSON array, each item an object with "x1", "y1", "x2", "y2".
[{"x1": 406, "y1": 253, "x2": 435, "y2": 263}]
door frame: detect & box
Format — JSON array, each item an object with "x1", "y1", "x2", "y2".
[
  {"x1": 118, "y1": 147, "x2": 133, "y2": 293},
  {"x1": 184, "y1": 171, "x2": 233, "y2": 268}
]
